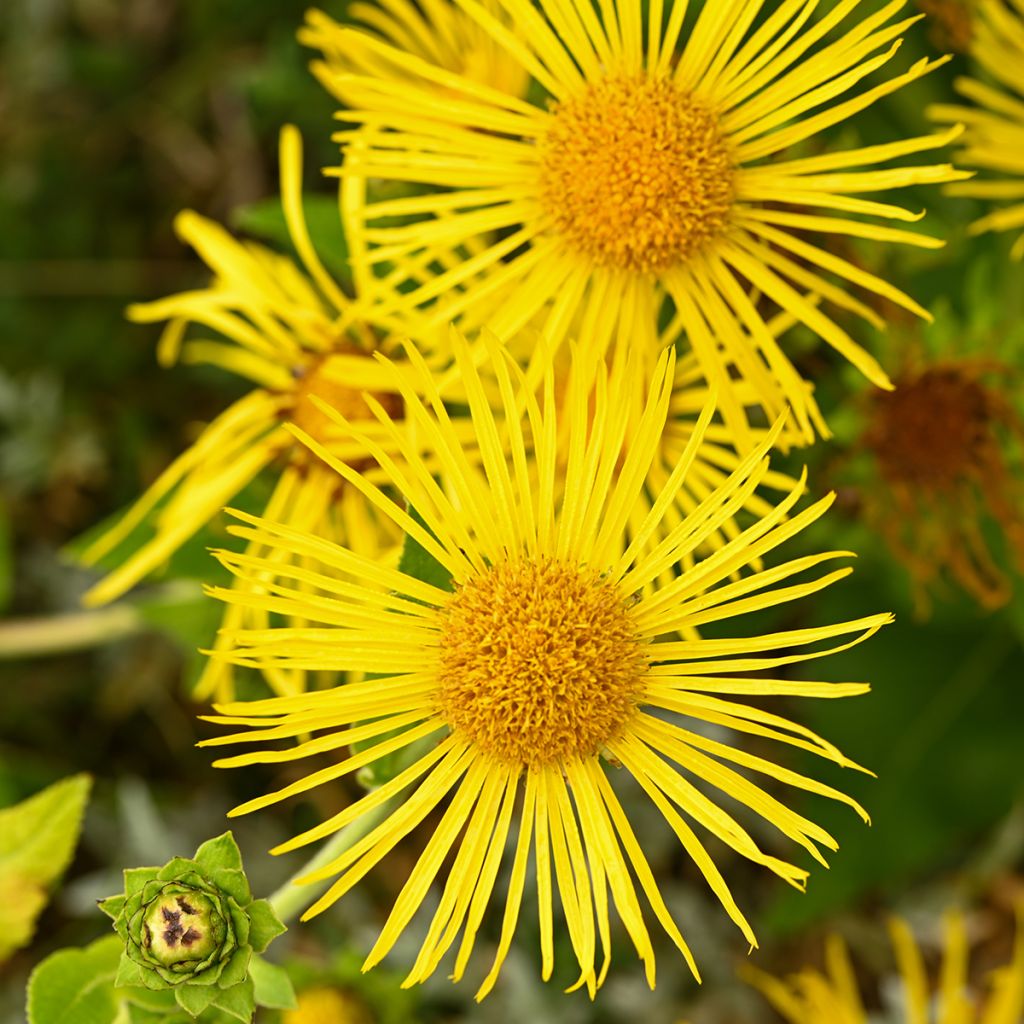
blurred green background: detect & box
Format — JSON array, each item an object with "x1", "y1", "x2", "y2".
[{"x1": 1, "y1": 1, "x2": 1023, "y2": 1022}]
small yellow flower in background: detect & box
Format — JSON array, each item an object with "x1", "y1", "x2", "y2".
[
  {"x1": 744, "y1": 909, "x2": 1024, "y2": 1023},
  {"x1": 285, "y1": 986, "x2": 373, "y2": 1024},
  {"x1": 78, "y1": 125, "x2": 481, "y2": 703},
  {"x1": 199, "y1": 330, "x2": 889, "y2": 998},
  {"x1": 931, "y1": 0, "x2": 1024, "y2": 257},
  {"x1": 858, "y1": 354, "x2": 1024, "y2": 612},
  {"x1": 321, "y1": 0, "x2": 968, "y2": 447},
  {"x1": 301, "y1": 0, "x2": 529, "y2": 100}
]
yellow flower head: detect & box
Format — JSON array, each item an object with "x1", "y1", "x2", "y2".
[
  {"x1": 301, "y1": 0, "x2": 529, "y2": 100},
  {"x1": 930, "y1": 0, "x2": 1024, "y2": 258},
  {"x1": 200, "y1": 330, "x2": 889, "y2": 998},
  {"x1": 321, "y1": 0, "x2": 968, "y2": 445},
  {"x1": 745, "y1": 909, "x2": 1024, "y2": 1024},
  {"x1": 78, "y1": 126, "x2": 477, "y2": 703},
  {"x1": 285, "y1": 986, "x2": 373, "y2": 1024}
]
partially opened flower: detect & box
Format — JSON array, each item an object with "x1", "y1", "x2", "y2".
[
  {"x1": 744, "y1": 909, "x2": 1024, "y2": 1023},
  {"x1": 931, "y1": 0, "x2": 1024, "y2": 257},
  {"x1": 855, "y1": 351, "x2": 1024, "y2": 612},
  {"x1": 322, "y1": 0, "x2": 967, "y2": 444},
  {"x1": 200, "y1": 330, "x2": 888, "y2": 997},
  {"x1": 78, "y1": 125, "x2": 480, "y2": 703}
]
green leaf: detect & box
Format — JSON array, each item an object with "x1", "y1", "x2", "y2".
[
  {"x1": 174, "y1": 983, "x2": 217, "y2": 1019},
  {"x1": 193, "y1": 833, "x2": 243, "y2": 877},
  {"x1": 209, "y1": 978, "x2": 255, "y2": 1023},
  {"x1": 26, "y1": 935, "x2": 122, "y2": 1024},
  {"x1": 248, "y1": 956, "x2": 296, "y2": 1011},
  {"x1": 0, "y1": 774, "x2": 92, "y2": 884},
  {"x1": 397, "y1": 506, "x2": 454, "y2": 594},
  {"x1": 244, "y1": 900, "x2": 286, "y2": 954},
  {"x1": 0, "y1": 774, "x2": 92, "y2": 961}
]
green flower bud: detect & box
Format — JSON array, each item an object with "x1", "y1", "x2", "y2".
[
  {"x1": 140, "y1": 885, "x2": 224, "y2": 969},
  {"x1": 100, "y1": 833, "x2": 285, "y2": 1021}
]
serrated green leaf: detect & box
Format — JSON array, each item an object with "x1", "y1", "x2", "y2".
[
  {"x1": 174, "y1": 983, "x2": 217, "y2": 1019},
  {"x1": 245, "y1": 900, "x2": 285, "y2": 954},
  {"x1": 26, "y1": 936, "x2": 122, "y2": 1024},
  {"x1": 193, "y1": 833, "x2": 243, "y2": 876},
  {"x1": 248, "y1": 956, "x2": 296, "y2": 1011},
  {"x1": 209, "y1": 978, "x2": 255, "y2": 1023},
  {"x1": 0, "y1": 876, "x2": 46, "y2": 962},
  {"x1": 0, "y1": 774, "x2": 91, "y2": 884},
  {"x1": 0, "y1": 774, "x2": 92, "y2": 961}
]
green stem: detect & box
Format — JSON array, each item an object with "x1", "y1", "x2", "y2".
[
  {"x1": 0, "y1": 606, "x2": 141, "y2": 658},
  {"x1": 267, "y1": 796, "x2": 397, "y2": 923}
]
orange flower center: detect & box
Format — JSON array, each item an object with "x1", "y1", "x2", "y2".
[
  {"x1": 867, "y1": 366, "x2": 991, "y2": 490},
  {"x1": 539, "y1": 74, "x2": 734, "y2": 274},
  {"x1": 437, "y1": 558, "x2": 645, "y2": 767}
]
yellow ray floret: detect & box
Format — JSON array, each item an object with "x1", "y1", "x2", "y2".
[
  {"x1": 301, "y1": 0, "x2": 529, "y2": 100},
  {"x1": 201, "y1": 329, "x2": 889, "y2": 997},
  {"x1": 77, "y1": 125, "x2": 478, "y2": 702},
  {"x1": 320, "y1": 0, "x2": 969, "y2": 445},
  {"x1": 745, "y1": 906, "x2": 1024, "y2": 1023},
  {"x1": 930, "y1": 0, "x2": 1024, "y2": 258}
]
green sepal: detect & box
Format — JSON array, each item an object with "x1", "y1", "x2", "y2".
[
  {"x1": 215, "y1": 948, "x2": 250, "y2": 990},
  {"x1": 123, "y1": 868, "x2": 160, "y2": 899},
  {"x1": 248, "y1": 956, "x2": 296, "y2": 1010},
  {"x1": 209, "y1": 979, "x2": 255, "y2": 1023},
  {"x1": 226, "y1": 902, "x2": 250, "y2": 947},
  {"x1": 98, "y1": 895, "x2": 126, "y2": 921},
  {"x1": 193, "y1": 834, "x2": 243, "y2": 876},
  {"x1": 208, "y1": 868, "x2": 249, "y2": 907},
  {"x1": 157, "y1": 858, "x2": 195, "y2": 882},
  {"x1": 245, "y1": 900, "x2": 285, "y2": 954},
  {"x1": 174, "y1": 983, "x2": 217, "y2": 1018},
  {"x1": 114, "y1": 953, "x2": 145, "y2": 989}
]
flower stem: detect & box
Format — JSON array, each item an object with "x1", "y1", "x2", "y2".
[{"x1": 267, "y1": 796, "x2": 396, "y2": 923}]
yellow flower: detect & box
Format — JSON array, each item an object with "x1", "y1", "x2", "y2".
[
  {"x1": 322, "y1": 0, "x2": 967, "y2": 445},
  {"x1": 78, "y1": 125, "x2": 475, "y2": 703},
  {"x1": 931, "y1": 0, "x2": 1024, "y2": 258},
  {"x1": 301, "y1": 0, "x2": 529, "y2": 100},
  {"x1": 285, "y1": 986, "x2": 372, "y2": 1024},
  {"x1": 200, "y1": 331, "x2": 889, "y2": 998},
  {"x1": 745, "y1": 909, "x2": 1024, "y2": 1024}
]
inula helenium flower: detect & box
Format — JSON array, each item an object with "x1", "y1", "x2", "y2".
[
  {"x1": 744, "y1": 909, "x2": 1024, "y2": 1023},
  {"x1": 78, "y1": 126, "x2": 487, "y2": 703},
  {"x1": 931, "y1": 0, "x2": 1024, "y2": 257},
  {"x1": 199, "y1": 330, "x2": 889, "y2": 998},
  {"x1": 99, "y1": 832, "x2": 285, "y2": 1021},
  {"x1": 320, "y1": 0, "x2": 968, "y2": 444}
]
